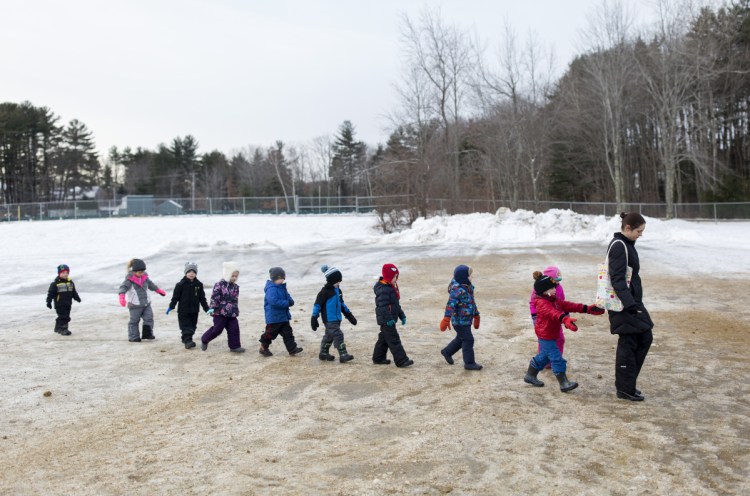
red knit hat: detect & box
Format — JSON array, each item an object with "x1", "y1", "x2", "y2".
[{"x1": 381, "y1": 263, "x2": 399, "y2": 282}]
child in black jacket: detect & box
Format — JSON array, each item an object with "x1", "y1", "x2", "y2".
[
  {"x1": 46, "y1": 264, "x2": 81, "y2": 336},
  {"x1": 167, "y1": 262, "x2": 211, "y2": 349},
  {"x1": 372, "y1": 263, "x2": 413, "y2": 367}
]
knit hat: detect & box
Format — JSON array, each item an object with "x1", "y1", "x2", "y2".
[
  {"x1": 269, "y1": 266, "x2": 286, "y2": 281},
  {"x1": 223, "y1": 261, "x2": 239, "y2": 281},
  {"x1": 534, "y1": 274, "x2": 557, "y2": 295},
  {"x1": 453, "y1": 265, "x2": 472, "y2": 286},
  {"x1": 381, "y1": 263, "x2": 399, "y2": 283},
  {"x1": 57, "y1": 264, "x2": 70, "y2": 275},
  {"x1": 321, "y1": 264, "x2": 342, "y2": 284},
  {"x1": 184, "y1": 262, "x2": 198, "y2": 275},
  {"x1": 131, "y1": 259, "x2": 146, "y2": 272}
]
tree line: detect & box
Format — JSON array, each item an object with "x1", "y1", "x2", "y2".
[{"x1": 2, "y1": 1, "x2": 749, "y2": 219}]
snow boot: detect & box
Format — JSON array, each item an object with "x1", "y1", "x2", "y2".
[
  {"x1": 319, "y1": 342, "x2": 335, "y2": 361},
  {"x1": 288, "y1": 347, "x2": 303, "y2": 356},
  {"x1": 556, "y1": 372, "x2": 578, "y2": 392},
  {"x1": 129, "y1": 338, "x2": 142, "y2": 342},
  {"x1": 60, "y1": 324, "x2": 71, "y2": 336},
  {"x1": 617, "y1": 390, "x2": 644, "y2": 402},
  {"x1": 524, "y1": 362, "x2": 545, "y2": 387},
  {"x1": 396, "y1": 359, "x2": 414, "y2": 368},
  {"x1": 200, "y1": 340, "x2": 208, "y2": 351},
  {"x1": 440, "y1": 348, "x2": 454, "y2": 365},
  {"x1": 259, "y1": 344, "x2": 273, "y2": 357},
  {"x1": 373, "y1": 359, "x2": 391, "y2": 365},
  {"x1": 337, "y1": 343, "x2": 354, "y2": 363},
  {"x1": 141, "y1": 325, "x2": 155, "y2": 340},
  {"x1": 464, "y1": 362, "x2": 483, "y2": 371},
  {"x1": 185, "y1": 341, "x2": 196, "y2": 349},
  {"x1": 230, "y1": 347, "x2": 246, "y2": 353}
]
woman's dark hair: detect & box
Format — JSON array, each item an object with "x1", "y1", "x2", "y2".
[{"x1": 620, "y1": 212, "x2": 646, "y2": 231}]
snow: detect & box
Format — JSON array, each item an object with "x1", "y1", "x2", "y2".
[{"x1": 1, "y1": 209, "x2": 748, "y2": 298}]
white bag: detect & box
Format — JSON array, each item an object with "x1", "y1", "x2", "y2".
[{"x1": 595, "y1": 239, "x2": 633, "y2": 312}]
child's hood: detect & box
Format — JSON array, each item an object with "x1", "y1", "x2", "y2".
[
  {"x1": 264, "y1": 279, "x2": 287, "y2": 292},
  {"x1": 543, "y1": 266, "x2": 561, "y2": 279},
  {"x1": 448, "y1": 279, "x2": 473, "y2": 293},
  {"x1": 222, "y1": 261, "x2": 239, "y2": 281}
]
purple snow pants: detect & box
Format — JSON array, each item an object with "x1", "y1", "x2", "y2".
[{"x1": 201, "y1": 315, "x2": 241, "y2": 350}]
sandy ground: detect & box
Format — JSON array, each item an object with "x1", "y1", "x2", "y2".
[{"x1": 1, "y1": 244, "x2": 749, "y2": 495}]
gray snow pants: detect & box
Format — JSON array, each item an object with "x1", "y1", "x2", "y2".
[
  {"x1": 321, "y1": 321, "x2": 345, "y2": 349},
  {"x1": 128, "y1": 305, "x2": 154, "y2": 341}
]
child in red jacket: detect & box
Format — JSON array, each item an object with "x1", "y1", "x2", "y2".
[{"x1": 523, "y1": 271, "x2": 604, "y2": 392}]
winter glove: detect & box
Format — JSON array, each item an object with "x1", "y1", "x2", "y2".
[
  {"x1": 119, "y1": 294, "x2": 127, "y2": 307},
  {"x1": 439, "y1": 316, "x2": 452, "y2": 332},
  {"x1": 166, "y1": 307, "x2": 172, "y2": 315},
  {"x1": 344, "y1": 311, "x2": 357, "y2": 326},
  {"x1": 288, "y1": 298, "x2": 294, "y2": 307},
  {"x1": 562, "y1": 316, "x2": 578, "y2": 332},
  {"x1": 74, "y1": 296, "x2": 81, "y2": 303},
  {"x1": 531, "y1": 314, "x2": 537, "y2": 326},
  {"x1": 156, "y1": 288, "x2": 166, "y2": 296},
  {"x1": 311, "y1": 315, "x2": 319, "y2": 331},
  {"x1": 584, "y1": 305, "x2": 605, "y2": 315},
  {"x1": 386, "y1": 319, "x2": 396, "y2": 327},
  {"x1": 400, "y1": 316, "x2": 406, "y2": 326},
  {"x1": 46, "y1": 301, "x2": 52, "y2": 309},
  {"x1": 206, "y1": 308, "x2": 214, "y2": 316},
  {"x1": 473, "y1": 315, "x2": 480, "y2": 330}
]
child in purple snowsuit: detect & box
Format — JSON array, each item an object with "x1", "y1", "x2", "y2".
[
  {"x1": 529, "y1": 265, "x2": 566, "y2": 366},
  {"x1": 201, "y1": 261, "x2": 244, "y2": 353}
]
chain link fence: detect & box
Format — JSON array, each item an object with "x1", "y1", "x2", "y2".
[{"x1": 2, "y1": 195, "x2": 750, "y2": 221}]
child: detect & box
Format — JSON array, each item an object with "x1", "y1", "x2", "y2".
[
  {"x1": 166, "y1": 262, "x2": 211, "y2": 349},
  {"x1": 529, "y1": 265, "x2": 566, "y2": 368},
  {"x1": 46, "y1": 264, "x2": 81, "y2": 336},
  {"x1": 259, "y1": 266, "x2": 303, "y2": 357},
  {"x1": 311, "y1": 265, "x2": 356, "y2": 363},
  {"x1": 372, "y1": 263, "x2": 413, "y2": 367},
  {"x1": 523, "y1": 272, "x2": 605, "y2": 392},
  {"x1": 118, "y1": 258, "x2": 166, "y2": 342},
  {"x1": 200, "y1": 261, "x2": 244, "y2": 353},
  {"x1": 439, "y1": 265, "x2": 482, "y2": 370}
]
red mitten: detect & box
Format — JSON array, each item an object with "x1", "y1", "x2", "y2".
[
  {"x1": 562, "y1": 316, "x2": 578, "y2": 332},
  {"x1": 119, "y1": 294, "x2": 127, "y2": 307},
  {"x1": 439, "y1": 317, "x2": 452, "y2": 332},
  {"x1": 473, "y1": 315, "x2": 480, "y2": 330},
  {"x1": 156, "y1": 288, "x2": 166, "y2": 296},
  {"x1": 587, "y1": 305, "x2": 605, "y2": 315}
]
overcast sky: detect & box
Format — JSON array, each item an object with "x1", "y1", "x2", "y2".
[{"x1": 1, "y1": 0, "x2": 657, "y2": 156}]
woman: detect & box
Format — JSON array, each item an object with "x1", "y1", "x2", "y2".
[{"x1": 608, "y1": 212, "x2": 653, "y2": 401}]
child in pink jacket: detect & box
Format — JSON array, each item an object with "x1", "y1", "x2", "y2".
[{"x1": 529, "y1": 266, "x2": 565, "y2": 367}]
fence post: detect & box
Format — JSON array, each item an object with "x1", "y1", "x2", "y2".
[
  {"x1": 39, "y1": 203, "x2": 43, "y2": 221},
  {"x1": 74, "y1": 201, "x2": 78, "y2": 220},
  {"x1": 713, "y1": 203, "x2": 717, "y2": 222},
  {"x1": 295, "y1": 195, "x2": 299, "y2": 215},
  {"x1": 639, "y1": 203, "x2": 642, "y2": 215},
  {"x1": 355, "y1": 196, "x2": 359, "y2": 214},
  {"x1": 242, "y1": 198, "x2": 246, "y2": 214},
  {"x1": 208, "y1": 198, "x2": 213, "y2": 215},
  {"x1": 275, "y1": 197, "x2": 279, "y2": 215}
]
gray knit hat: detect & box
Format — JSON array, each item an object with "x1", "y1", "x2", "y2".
[
  {"x1": 184, "y1": 262, "x2": 198, "y2": 275},
  {"x1": 131, "y1": 259, "x2": 146, "y2": 272},
  {"x1": 269, "y1": 267, "x2": 286, "y2": 281}
]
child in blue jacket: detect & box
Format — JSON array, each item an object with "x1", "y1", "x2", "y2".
[
  {"x1": 259, "y1": 267, "x2": 303, "y2": 357},
  {"x1": 439, "y1": 265, "x2": 482, "y2": 370},
  {"x1": 311, "y1": 265, "x2": 357, "y2": 363}
]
